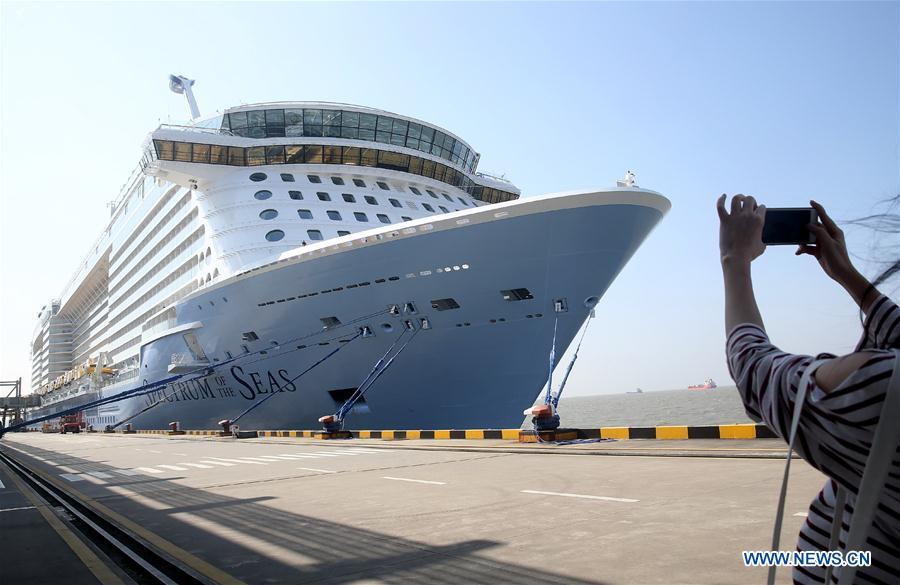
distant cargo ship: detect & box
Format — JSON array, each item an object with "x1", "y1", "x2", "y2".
[{"x1": 688, "y1": 378, "x2": 717, "y2": 390}]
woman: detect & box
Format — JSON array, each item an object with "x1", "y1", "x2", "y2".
[{"x1": 718, "y1": 194, "x2": 900, "y2": 584}]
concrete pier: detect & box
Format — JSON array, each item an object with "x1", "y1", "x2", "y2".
[{"x1": 0, "y1": 432, "x2": 825, "y2": 584}]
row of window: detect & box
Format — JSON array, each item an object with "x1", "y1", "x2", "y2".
[
  {"x1": 251, "y1": 175, "x2": 472, "y2": 208},
  {"x1": 261, "y1": 208, "x2": 414, "y2": 223},
  {"x1": 151, "y1": 141, "x2": 518, "y2": 204},
  {"x1": 252, "y1": 188, "x2": 459, "y2": 212},
  {"x1": 221, "y1": 108, "x2": 479, "y2": 173}
]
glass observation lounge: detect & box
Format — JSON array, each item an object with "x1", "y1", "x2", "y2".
[{"x1": 220, "y1": 107, "x2": 480, "y2": 174}]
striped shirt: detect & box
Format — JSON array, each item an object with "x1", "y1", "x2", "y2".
[{"x1": 727, "y1": 294, "x2": 900, "y2": 584}]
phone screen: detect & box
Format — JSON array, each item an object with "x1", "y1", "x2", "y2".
[{"x1": 762, "y1": 208, "x2": 817, "y2": 245}]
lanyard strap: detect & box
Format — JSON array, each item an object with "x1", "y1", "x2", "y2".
[{"x1": 768, "y1": 358, "x2": 829, "y2": 585}]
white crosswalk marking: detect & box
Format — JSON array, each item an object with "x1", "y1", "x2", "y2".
[
  {"x1": 304, "y1": 452, "x2": 340, "y2": 457},
  {"x1": 60, "y1": 474, "x2": 86, "y2": 482},
  {"x1": 198, "y1": 460, "x2": 235, "y2": 467},
  {"x1": 210, "y1": 457, "x2": 267, "y2": 465},
  {"x1": 136, "y1": 467, "x2": 163, "y2": 474},
  {"x1": 274, "y1": 454, "x2": 323, "y2": 459},
  {"x1": 237, "y1": 457, "x2": 275, "y2": 463},
  {"x1": 298, "y1": 467, "x2": 337, "y2": 474},
  {"x1": 157, "y1": 465, "x2": 188, "y2": 471},
  {"x1": 181, "y1": 463, "x2": 213, "y2": 469},
  {"x1": 255, "y1": 456, "x2": 297, "y2": 461},
  {"x1": 86, "y1": 472, "x2": 113, "y2": 479}
]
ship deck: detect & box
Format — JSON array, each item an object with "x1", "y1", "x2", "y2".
[{"x1": 1, "y1": 432, "x2": 824, "y2": 584}]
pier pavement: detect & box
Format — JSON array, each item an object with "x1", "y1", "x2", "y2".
[{"x1": 1, "y1": 432, "x2": 825, "y2": 584}]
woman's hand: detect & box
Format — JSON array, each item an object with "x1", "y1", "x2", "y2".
[
  {"x1": 717, "y1": 194, "x2": 767, "y2": 265},
  {"x1": 798, "y1": 200, "x2": 876, "y2": 311}
]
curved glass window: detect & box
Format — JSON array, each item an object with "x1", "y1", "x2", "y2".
[
  {"x1": 377, "y1": 214, "x2": 391, "y2": 224},
  {"x1": 254, "y1": 190, "x2": 273, "y2": 200},
  {"x1": 342, "y1": 193, "x2": 356, "y2": 203},
  {"x1": 250, "y1": 172, "x2": 267, "y2": 182},
  {"x1": 260, "y1": 209, "x2": 278, "y2": 220},
  {"x1": 327, "y1": 210, "x2": 342, "y2": 221},
  {"x1": 223, "y1": 108, "x2": 477, "y2": 173},
  {"x1": 364, "y1": 196, "x2": 378, "y2": 206},
  {"x1": 298, "y1": 209, "x2": 313, "y2": 219},
  {"x1": 265, "y1": 229, "x2": 285, "y2": 242},
  {"x1": 289, "y1": 191, "x2": 303, "y2": 200},
  {"x1": 354, "y1": 212, "x2": 368, "y2": 222},
  {"x1": 307, "y1": 229, "x2": 324, "y2": 241},
  {"x1": 153, "y1": 140, "x2": 518, "y2": 204},
  {"x1": 389, "y1": 198, "x2": 402, "y2": 208}
]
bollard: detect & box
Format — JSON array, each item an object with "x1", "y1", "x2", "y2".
[
  {"x1": 218, "y1": 419, "x2": 232, "y2": 437},
  {"x1": 124, "y1": 423, "x2": 135, "y2": 434},
  {"x1": 167, "y1": 421, "x2": 185, "y2": 435}
]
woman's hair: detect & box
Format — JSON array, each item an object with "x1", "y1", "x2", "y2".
[{"x1": 846, "y1": 194, "x2": 900, "y2": 290}]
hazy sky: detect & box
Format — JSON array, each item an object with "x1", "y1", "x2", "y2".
[{"x1": 1, "y1": 1, "x2": 897, "y2": 397}]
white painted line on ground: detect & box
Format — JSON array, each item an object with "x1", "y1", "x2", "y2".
[
  {"x1": 298, "y1": 467, "x2": 337, "y2": 474},
  {"x1": 382, "y1": 476, "x2": 446, "y2": 485},
  {"x1": 180, "y1": 463, "x2": 213, "y2": 469},
  {"x1": 44, "y1": 461, "x2": 58, "y2": 466},
  {"x1": 0, "y1": 506, "x2": 36, "y2": 513},
  {"x1": 210, "y1": 457, "x2": 267, "y2": 465},
  {"x1": 794, "y1": 512, "x2": 808, "y2": 517},
  {"x1": 520, "y1": 490, "x2": 639, "y2": 503},
  {"x1": 255, "y1": 455, "x2": 298, "y2": 461},
  {"x1": 136, "y1": 467, "x2": 163, "y2": 474},
  {"x1": 31, "y1": 456, "x2": 46, "y2": 461},
  {"x1": 60, "y1": 474, "x2": 86, "y2": 482},
  {"x1": 237, "y1": 457, "x2": 274, "y2": 464},
  {"x1": 115, "y1": 469, "x2": 142, "y2": 476},
  {"x1": 156, "y1": 465, "x2": 187, "y2": 471},
  {"x1": 276, "y1": 454, "x2": 325, "y2": 459},
  {"x1": 86, "y1": 472, "x2": 114, "y2": 479},
  {"x1": 173, "y1": 453, "x2": 187, "y2": 456},
  {"x1": 198, "y1": 460, "x2": 235, "y2": 467},
  {"x1": 147, "y1": 450, "x2": 162, "y2": 454}
]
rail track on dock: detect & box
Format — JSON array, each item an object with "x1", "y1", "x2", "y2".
[{"x1": 0, "y1": 448, "x2": 212, "y2": 585}]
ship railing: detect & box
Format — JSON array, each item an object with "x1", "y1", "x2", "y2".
[
  {"x1": 475, "y1": 171, "x2": 512, "y2": 184},
  {"x1": 156, "y1": 124, "x2": 235, "y2": 136}
]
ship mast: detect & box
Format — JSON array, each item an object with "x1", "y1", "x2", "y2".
[{"x1": 168, "y1": 74, "x2": 200, "y2": 119}]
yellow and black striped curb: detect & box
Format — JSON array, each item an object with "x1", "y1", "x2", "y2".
[
  {"x1": 255, "y1": 424, "x2": 777, "y2": 440},
  {"x1": 109, "y1": 424, "x2": 776, "y2": 440}
]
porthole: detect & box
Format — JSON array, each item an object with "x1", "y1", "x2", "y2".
[
  {"x1": 439, "y1": 206, "x2": 449, "y2": 213},
  {"x1": 260, "y1": 209, "x2": 278, "y2": 220},
  {"x1": 337, "y1": 230, "x2": 351, "y2": 236},
  {"x1": 389, "y1": 198, "x2": 402, "y2": 208},
  {"x1": 327, "y1": 210, "x2": 342, "y2": 221},
  {"x1": 308, "y1": 175, "x2": 322, "y2": 183},
  {"x1": 353, "y1": 178, "x2": 366, "y2": 187},
  {"x1": 401, "y1": 216, "x2": 412, "y2": 221},
  {"x1": 377, "y1": 214, "x2": 391, "y2": 224},
  {"x1": 409, "y1": 187, "x2": 422, "y2": 196},
  {"x1": 317, "y1": 192, "x2": 331, "y2": 201},
  {"x1": 423, "y1": 203, "x2": 435, "y2": 212},
  {"x1": 331, "y1": 177, "x2": 345, "y2": 185},
  {"x1": 354, "y1": 212, "x2": 369, "y2": 222},
  {"x1": 250, "y1": 172, "x2": 267, "y2": 182},
  {"x1": 426, "y1": 189, "x2": 438, "y2": 198},
  {"x1": 365, "y1": 195, "x2": 378, "y2": 205},
  {"x1": 289, "y1": 190, "x2": 303, "y2": 200},
  {"x1": 377, "y1": 181, "x2": 390, "y2": 191},
  {"x1": 307, "y1": 229, "x2": 323, "y2": 241},
  {"x1": 298, "y1": 209, "x2": 313, "y2": 219},
  {"x1": 254, "y1": 190, "x2": 273, "y2": 200},
  {"x1": 381, "y1": 323, "x2": 394, "y2": 332},
  {"x1": 265, "y1": 229, "x2": 285, "y2": 242},
  {"x1": 281, "y1": 173, "x2": 295, "y2": 182},
  {"x1": 342, "y1": 193, "x2": 356, "y2": 203}
]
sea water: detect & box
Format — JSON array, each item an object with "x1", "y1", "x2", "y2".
[{"x1": 541, "y1": 386, "x2": 754, "y2": 428}]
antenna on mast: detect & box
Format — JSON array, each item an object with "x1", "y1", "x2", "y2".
[{"x1": 168, "y1": 74, "x2": 201, "y2": 119}]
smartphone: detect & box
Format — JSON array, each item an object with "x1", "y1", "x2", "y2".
[{"x1": 762, "y1": 207, "x2": 818, "y2": 245}]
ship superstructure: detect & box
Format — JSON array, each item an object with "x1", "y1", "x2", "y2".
[{"x1": 29, "y1": 97, "x2": 669, "y2": 431}]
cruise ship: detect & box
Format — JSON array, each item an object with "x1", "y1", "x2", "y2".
[{"x1": 27, "y1": 79, "x2": 670, "y2": 431}]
